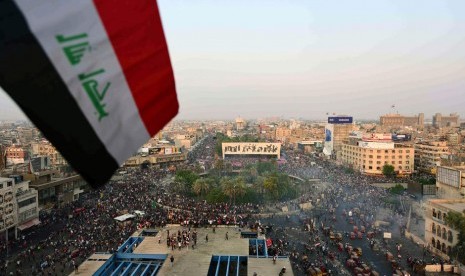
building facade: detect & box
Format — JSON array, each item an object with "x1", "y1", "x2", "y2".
[
  {"x1": 433, "y1": 113, "x2": 460, "y2": 128},
  {"x1": 5, "y1": 145, "x2": 29, "y2": 165},
  {"x1": 414, "y1": 141, "x2": 450, "y2": 175},
  {"x1": 341, "y1": 141, "x2": 414, "y2": 176},
  {"x1": 424, "y1": 199, "x2": 465, "y2": 260},
  {"x1": 0, "y1": 177, "x2": 16, "y2": 235},
  {"x1": 380, "y1": 113, "x2": 424, "y2": 128},
  {"x1": 31, "y1": 142, "x2": 66, "y2": 166}
]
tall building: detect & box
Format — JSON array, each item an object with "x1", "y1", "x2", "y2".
[
  {"x1": 323, "y1": 116, "x2": 354, "y2": 158},
  {"x1": 235, "y1": 117, "x2": 246, "y2": 131},
  {"x1": 414, "y1": 141, "x2": 450, "y2": 175},
  {"x1": 0, "y1": 177, "x2": 16, "y2": 236},
  {"x1": 379, "y1": 113, "x2": 424, "y2": 128},
  {"x1": 433, "y1": 113, "x2": 460, "y2": 128},
  {"x1": 341, "y1": 135, "x2": 414, "y2": 176}
]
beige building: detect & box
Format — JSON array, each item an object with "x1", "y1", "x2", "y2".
[
  {"x1": 414, "y1": 141, "x2": 450, "y2": 175},
  {"x1": 0, "y1": 177, "x2": 16, "y2": 235},
  {"x1": 125, "y1": 152, "x2": 186, "y2": 167},
  {"x1": 435, "y1": 166, "x2": 465, "y2": 199},
  {"x1": 380, "y1": 113, "x2": 424, "y2": 128},
  {"x1": 433, "y1": 113, "x2": 460, "y2": 128},
  {"x1": 341, "y1": 141, "x2": 414, "y2": 176},
  {"x1": 235, "y1": 117, "x2": 246, "y2": 131},
  {"x1": 424, "y1": 199, "x2": 465, "y2": 260},
  {"x1": 31, "y1": 142, "x2": 66, "y2": 166},
  {"x1": 275, "y1": 127, "x2": 292, "y2": 143}
]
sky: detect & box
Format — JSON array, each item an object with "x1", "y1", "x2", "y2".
[{"x1": 1, "y1": 0, "x2": 465, "y2": 121}]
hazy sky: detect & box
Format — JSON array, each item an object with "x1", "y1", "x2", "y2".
[{"x1": 1, "y1": 0, "x2": 465, "y2": 121}]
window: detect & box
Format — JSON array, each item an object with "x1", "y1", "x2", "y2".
[
  {"x1": 369, "y1": 155, "x2": 373, "y2": 158},
  {"x1": 406, "y1": 150, "x2": 410, "y2": 153},
  {"x1": 7, "y1": 181, "x2": 12, "y2": 187},
  {"x1": 406, "y1": 155, "x2": 410, "y2": 159},
  {"x1": 376, "y1": 167, "x2": 380, "y2": 170},
  {"x1": 377, "y1": 150, "x2": 381, "y2": 153},
  {"x1": 406, "y1": 166, "x2": 410, "y2": 170},
  {"x1": 377, "y1": 161, "x2": 381, "y2": 164},
  {"x1": 392, "y1": 161, "x2": 396, "y2": 164},
  {"x1": 399, "y1": 150, "x2": 403, "y2": 153},
  {"x1": 399, "y1": 161, "x2": 402, "y2": 164},
  {"x1": 406, "y1": 161, "x2": 410, "y2": 164},
  {"x1": 369, "y1": 166, "x2": 372, "y2": 170},
  {"x1": 385, "y1": 150, "x2": 388, "y2": 153},
  {"x1": 0, "y1": 183, "x2": 3, "y2": 189},
  {"x1": 18, "y1": 197, "x2": 36, "y2": 208},
  {"x1": 392, "y1": 150, "x2": 395, "y2": 153}
]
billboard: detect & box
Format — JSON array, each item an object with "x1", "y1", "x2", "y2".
[
  {"x1": 323, "y1": 124, "x2": 333, "y2": 156},
  {"x1": 392, "y1": 134, "x2": 412, "y2": 142},
  {"x1": 437, "y1": 167, "x2": 461, "y2": 188},
  {"x1": 362, "y1": 133, "x2": 392, "y2": 142},
  {"x1": 222, "y1": 142, "x2": 281, "y2": 159},
  {"x1": 328, "y1": 116, "x2": 353, "y2": 124}
]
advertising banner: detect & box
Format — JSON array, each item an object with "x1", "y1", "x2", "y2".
[
  {"x1": 222, "y1": 142, "x2": 281, "y2": 159},
  {"x1": 328, "y1": 116, "x2": 353, "y2": 124}
]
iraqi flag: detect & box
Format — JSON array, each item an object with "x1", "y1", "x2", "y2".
[{"x1": 0, "y1": 0, "x2": 179, "y2": 187}]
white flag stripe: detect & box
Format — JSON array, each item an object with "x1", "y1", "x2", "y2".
[{"x1": 15, "y1": 0, "x2": 150, "y2": 164}]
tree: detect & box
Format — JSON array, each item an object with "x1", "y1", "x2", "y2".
[
  {"x1": 382, "y1": 164, "x2": 396, "y2": 178},
  {"x1": 193, "y1": 178, "x2": 211, "y2": 197},
  {"x1": 263, "y1": 174, "x2": 279, "y2": 200},
  {"x1": 174, "y1": 170, "x2": 199, "y2": 194},
  {"x1": 445, "y1": 211, "x2": 465, "y2": 263}
]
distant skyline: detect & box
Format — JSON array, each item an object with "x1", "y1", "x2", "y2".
[{"x1": 1, "y1": 0, "x2": 465, "y2": 121}]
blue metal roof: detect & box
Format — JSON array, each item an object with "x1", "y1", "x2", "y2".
[{"x1": 93, "y1": 237, "x2": 167, "y2": 276}]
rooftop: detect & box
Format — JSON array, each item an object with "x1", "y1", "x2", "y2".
[{"x1": 73, "y1": 225, "x2": 293, "y2": 276}]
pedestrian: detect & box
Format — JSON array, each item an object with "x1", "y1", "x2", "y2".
[
  {"x1": 206, "y1": 234, "x2": 209, "y2": 243},
  {"x1": 225, "y1": 232, "x2": 229, "y2": 240},
  {"x1": 170, "y1": 255, "x2": 174, "y2": 267}
]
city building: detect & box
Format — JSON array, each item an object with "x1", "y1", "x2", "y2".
[
  {"x1": 12, "y1": 175, "x2": 40, "y2": 232},
  {"x1": 24, "y1": 171, "x2": 88, "y2": 208},
  {"x1": 435, "y1": 166, "x2": 465, "y2": 199},
  {"x1": 125, "y1": 152, "x2": 186, "y2": 167},
  {"x1": 0, "y1": 177, "x2": 16, "y2": 238},
  {"x1": 341, "y1": 134, "x2": 414, "y2": 176},
  {"x1": 414, "y1": 141, "x2": 450, "y2": 175},
  {"x1": 323, "y1": 116, "x2": 355, "y2": 158},
  {"x1": 275, "y1": 127, "x2": 291, "y2": 143},
  {"x1": 5, "y1": 145, "x2": 29, "y2": 165},
  {"x1": 433, "y1": 113, "x2": 460, "y2": 128},
  {"x1": 235, "y1": 117, "x2": 246, "y2": 131},
  {"x1": 424, "y1": 199, "x2": 465, "y2": 260},
  {"x1": 31, "y1": 142, "x2": 66, "y2": 166},
  {"x1": 379, "y1": 113, "x2": 424, "y2": 128},
  {"x1": 174, "y1": 134, "x2": 197, "y2": 150}
]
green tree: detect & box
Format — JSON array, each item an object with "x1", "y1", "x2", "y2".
[
  {"x1": 382, "y1": 164, "x2": 396, "y2": 178},
  {"x1": 263, "y1": 174, "x2": 279, "y2": 200},
  {"x1": 193, "y1": 178, "x2": 211, "y2": 197},
  {"x1": 174, "y1": 170, "x2": 199, "y2": 194},
  {"x1": 445, "y1": 211, "x2": 465, "y2": 263}
]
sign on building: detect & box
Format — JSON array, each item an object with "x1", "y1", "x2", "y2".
[
  {"x1": 328, "y1": 116, "x2": 353, "y2": 124},
  {"x1": 222, "y1": 142, "x2": 281, "y2": 159}
]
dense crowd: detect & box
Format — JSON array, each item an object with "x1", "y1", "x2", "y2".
[{"x1": 0, "y1": 140, "x2": 449, "y2": 276}]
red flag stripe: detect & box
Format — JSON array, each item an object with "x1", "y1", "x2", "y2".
[{"x1": 93, "y1": 0, "x2": 178, "y2": 135}]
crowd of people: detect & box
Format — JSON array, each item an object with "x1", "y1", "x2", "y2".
[{"x1": 0, "y1": 137, "x2": 448, "y2": 276}]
